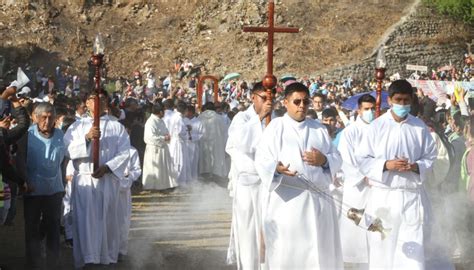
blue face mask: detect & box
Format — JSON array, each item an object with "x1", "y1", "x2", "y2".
[
  {"x1": 392, "y1": 103, "x2": 411, "y2": 118},
  {"x1": 361, "y1": 110, "x2": 375, "y2": 123}
]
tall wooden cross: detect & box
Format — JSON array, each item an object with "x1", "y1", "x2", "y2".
[{"x1": 243, "y1": 0, "x2": 299, "y2": 125}]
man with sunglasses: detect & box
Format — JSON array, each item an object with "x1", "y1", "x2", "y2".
[
  {"x1": 63, "y1": 90, "x2": 131, "y2": 268},
  {"x1": 255, "y1": 82, "x2": 343, "y2": 269},
  {"x1": 226, "y1": 82, "x2": 272, "y2": 269}
]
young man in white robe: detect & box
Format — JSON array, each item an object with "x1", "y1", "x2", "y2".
[
  {"x1": 169, "y1": 101, "x2": 191, "y2": 185},
  {"x1": 226, "y1": 82, "x2": 272, "y2": 270},
  {"x1": 337, "y1": 94, "x2": 376, "y2": 269},
  {"x1": 255, "y1": 82, "x2": 343, "y2": 270},
  {"x1": 162, "y1": 99, "x2": 176, "y2": 131},
  {"x1": 118, "y1": 145, "x2": 141, "y2": 258},
  {"x1": 142, "y1": 103, "x2": 178, "y2": 190},
  {"x1": 198, "y1": 102, "x2": 229, "y2": 178},
  {"x1": 183, "y1": 105, "x2": 204, "y2": 183},
  {"x1": 356, "y1": 80, "x2": 437, "y2": 270},
  {"x1": 63, "y1": 90, "x2": 131, "y2": 268}
]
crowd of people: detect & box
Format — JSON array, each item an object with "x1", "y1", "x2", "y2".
[{"x1": 0, "y1": 53, "x2": 473, "y2": 270}]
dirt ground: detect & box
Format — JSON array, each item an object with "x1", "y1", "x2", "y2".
[
  {"x1": 0, "y1": 179, "x2": 233, "y2": 270},
  {"x1": 1, "y1": 178, "x2": 473, "y2": 270}
]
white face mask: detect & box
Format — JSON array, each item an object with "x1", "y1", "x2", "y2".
[{"x1": 361, "y1": 110, "x2": 375, "y2": 123}]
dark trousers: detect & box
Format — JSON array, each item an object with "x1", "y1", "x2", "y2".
[{"x1": 24, "y1": 192, "x2": 63, "y2": 268}]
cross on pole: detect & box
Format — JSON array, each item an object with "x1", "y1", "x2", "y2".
[{"x1": 243, "y1": 0, "x2": 299, "y2": 125}]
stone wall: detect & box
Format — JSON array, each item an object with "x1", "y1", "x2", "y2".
[{"x1": 323, "y1": 5, "x2": 472, "y2": 81}]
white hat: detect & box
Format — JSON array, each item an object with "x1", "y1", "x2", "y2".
[{"x1": 18, "y1": 86, "x2": 31, "y2": 97}]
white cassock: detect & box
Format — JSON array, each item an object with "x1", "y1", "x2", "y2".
[
  {"x1": 337, "y1": 117, "x2": 371, "y2": 264},
  {"x1": 118, "y1": 147, "x2": 141, "y2": 256},
  {"x1": 162, "y1": 109, "x2": 175, "y2": 130},
  {"x1": 142, "y1": 114, "x2": 178, "y2": 190},
  {"x1": 356, "y1": 111, "x2": 437, "y2": 270},
  {"x1": 198, "y1": 110, "x2": 229, "y2": 178},
  {"x1": 255, "y1": 113, "x2": 343, "y2": 270},
  {"x1": 183, "y1": 116, "x2": 204, "y2": 182},
  {"x1": 64, "y1": 115, "x2": 130, "y2": 268},
  {"x1": 168, "y1": 112, "x2": 191, "y2": 185},
  {"x1": 62, "y1": 160, "x2": 74, "y2": 241},
  {"x1": 226, "y1": 105, "x2": 264, "y2": 270}
]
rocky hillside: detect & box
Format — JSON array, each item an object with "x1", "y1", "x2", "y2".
[{"x1": 0, "y1": 0, "x2": 471, "y2": 81}]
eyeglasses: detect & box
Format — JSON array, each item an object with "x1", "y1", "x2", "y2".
[
  {"x1": 291, "y1": 98, "x2": 311, "y2": 106},
  {"x1": 254, "y1": 93, "x2": 267, "y2": 100}
]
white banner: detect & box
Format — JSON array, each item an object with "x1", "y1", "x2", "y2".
[
  {"x1": 406, "y1": 64, "x2": 428, "y2": 72},
  {"x1": 408, "y1": 79, "x2": 474, "y2": 105}
]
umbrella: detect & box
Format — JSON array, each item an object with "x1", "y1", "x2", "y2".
[
  {"x1": 280, "y1": 74, "x2": 296, "y2": 82},
  {"x1": 341, "y1": 91, "x2": 389, "y2": 111},
  {"x1": 222, "y1": 72, "x2": 241, "y2": 82}
]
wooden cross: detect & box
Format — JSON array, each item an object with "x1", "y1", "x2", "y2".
[{"x1": 243, "y1": 0, "x2": 299, "y2": 125}]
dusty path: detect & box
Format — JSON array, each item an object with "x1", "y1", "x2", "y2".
[{"x1": 0, "y1": 180, "x2": 233, "y2": 270}]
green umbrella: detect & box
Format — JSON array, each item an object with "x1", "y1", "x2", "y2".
[{"x1": 222, "y1": 72, "x2": 241, "y2": 82}]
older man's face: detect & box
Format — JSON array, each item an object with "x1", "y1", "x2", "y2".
[{"x1": 37, "y1": 111, "x2": 55, "y2": 134}]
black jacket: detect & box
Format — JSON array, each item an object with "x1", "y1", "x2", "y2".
[{"x1": 0, "y1": 105, "x2": 30, "y2": 185}]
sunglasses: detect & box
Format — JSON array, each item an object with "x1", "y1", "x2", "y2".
[
  {"x1": 254, "y1": 93, "x2": 267, "y2": 100},
  {"x1": 291, "y1": 98, "x2": 311, "y2": 106}
]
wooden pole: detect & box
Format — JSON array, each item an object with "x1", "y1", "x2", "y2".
[
  {"x1": 375, "y1": 68, "x2": 385, "y2": 118},
  {"x1": 91, "y1": 54, "x2": 104, "y2": 171}
]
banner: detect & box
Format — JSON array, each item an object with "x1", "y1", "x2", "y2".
[{"x1": 407, "y1": 80, "x2": 474, "y2": 105}]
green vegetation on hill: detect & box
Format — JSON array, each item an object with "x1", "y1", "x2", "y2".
[{"x1": 424, "y1": 0, "x2": 473, "y2": 24}]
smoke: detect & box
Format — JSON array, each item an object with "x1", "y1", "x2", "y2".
[
  {"x1": 125, "y1": 180, "x2": 233, "y2": 270},
  {"x1": 425, "y1": 189, "x2": 473, "y2": 270}
]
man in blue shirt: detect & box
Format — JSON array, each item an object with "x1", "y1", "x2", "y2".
[{"x1": 24, "y1": 102, "x2": 65, "y2": 269}]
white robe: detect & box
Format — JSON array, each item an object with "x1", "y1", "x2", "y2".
[
  {"x1": 64, "y1": 115, "x2": 130, "y2": 268},
  {"x1": 198, "y1": 110, "x2": 229, "y2": 178},
  {"x1": 337, "y1": 117, "x2": 371, "y2": 264},
  {"x1": 255, "y1": 114, "x2": 343, "y2": 270},
  {"x1": 118, "y1": 147, "x2": 141, "y2": 256},
  {"x1": 184, "y1": 116, "x2": 204, "y2": 183},
  {"x1": 62, "y1": 160, "x2": 75, "y2": 241},
  {"x1": 226, "y1": 105, "x2": 264, "y2": 270},
  {"x1": 142, "y1": 114, "x2": 178, "y2": 190},
  {"x1": 168, "y1": 112, "x2": 191, "y2": 185},
  {"x1": 356, "y1": 111, "x2": 437, "y2": 270},
  {"x1": 162, "y1": 109, "x2": 175, "y2": 131}
]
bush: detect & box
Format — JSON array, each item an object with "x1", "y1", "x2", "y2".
[{"x1": 424, "y1": 0, "x2": 473, "y2": 24}]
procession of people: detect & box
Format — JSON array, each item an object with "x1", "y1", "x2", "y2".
[{"x1": 0, "y1": 44, "x2": 473, "y2": 270}]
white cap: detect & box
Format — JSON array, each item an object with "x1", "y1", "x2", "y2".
[{"x1": 18, "y1": 86, "x2": 31, "y2": 97}]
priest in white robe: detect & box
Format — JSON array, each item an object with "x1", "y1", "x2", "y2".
[
  {"x1": 162, "y1": 99, "x2": 176, "y2": 130},
  {"x1": 356, "y1": 80, "x2": 437, "y2": 270},
  {"x1": 118, "y1": 146, "x2": 141, "y2": 257},
  {"x1": 198, "y1": 102, "x2": 229, "y2": 178},
  {"x1": 63, "y1": 91, "x2": 130, "y2": 268},
  {"x1": 337, "y1": 94, "x2": 376, "y2": 268},
  {"x1": 255, "y1": 82, "x2": 343, "y2": 270},
  {"x1": 226, "y1": 82, "x2": 272, "y2": 270},
  {"x1": 184, "y1": 105, "x2": 204, "y2": 183},
  {"x1": 169, "y1": 101, "x2": 191, "y2": 185},
  {"x1": 142, "y1": 103, "x2": 178, "y2": 190}
]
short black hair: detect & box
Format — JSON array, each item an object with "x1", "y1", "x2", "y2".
[
  {"x1": 186, "y1": 105, "x2": 196, "y2": 114},
  {"x1": 312, "y1": 92, "x2": 326, "y2": 101},
  {"x1": 388, "y1": 80, "x2": 413, "y2": 98},
  {"x1": 357, "y1": 94, "x2": 376, "y2": 107},
  {"x1": 251, "y1": 82, "x2": 265, "y2": 93},
  {"x1": 322, "y1": 107, "x2": 338, "y2": 119},
  {"x1": 202, "y1": 102, "x2": 215, "y2": 111},
  {"x1": 124, "y1": 98, "x2": 139, "y2": 109},
  {"x1": 452, "y1": 111, "x2": 466, "y2": 131},
  {"x1": 151, "y1": 103, "x2": 164, "y2": 115},
  {"x1": 176, "y1": 101, "x2": 187, "y2": 113},
  {"x1": 163, "y1": 99, "x2": 174, "y2": 110},
  {"x1": 284, "y1": 82, "x2": 309, "y2": 98}
]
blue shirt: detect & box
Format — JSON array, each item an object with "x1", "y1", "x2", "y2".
[{"x1": 26, "y1": 125, "x2": 65, "y2": 196}]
